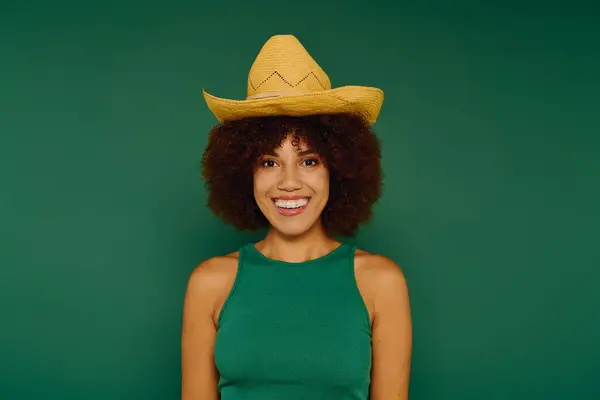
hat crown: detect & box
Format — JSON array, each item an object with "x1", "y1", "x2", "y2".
[{"x1": 246, "y1": 35, "x2": 331, "y2": 99}]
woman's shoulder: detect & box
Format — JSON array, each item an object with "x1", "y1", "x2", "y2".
[
  {"x1": 353, "y1": 247, "x2": 408, "y2": 295},
  {"x1": 185, "y1": 250, "x2": 240, "y2": 315},
  {"x1": 354, "y1": 247, "x2": 403, "y2": 271},
  {"x1": 189, "y1": 249, "x2": 239, "y2": 283}
]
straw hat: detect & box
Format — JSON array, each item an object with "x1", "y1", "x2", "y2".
[{"x1": 203, "y1": 34, "x2": 384, "y2": 125}]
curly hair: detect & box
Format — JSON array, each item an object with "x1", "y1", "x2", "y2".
[{"x1": 201, "y1": 113, "x2": 382, "y2": 237}]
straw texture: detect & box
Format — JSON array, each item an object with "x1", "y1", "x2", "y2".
[{"x1": 203, "y1": 35, "x2": 384, "y2": 125}]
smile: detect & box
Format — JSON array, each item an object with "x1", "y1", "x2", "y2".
[{"x1": 272, "y1": 197, "x2": 310, "y2": 216}]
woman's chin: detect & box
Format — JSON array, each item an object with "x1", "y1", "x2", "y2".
[{"x1": 268, "y1": 215, "x2": 322, "y2": 238}]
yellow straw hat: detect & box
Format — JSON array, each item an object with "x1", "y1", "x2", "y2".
[{"x1": 203, "y1": 34, "x2": 384, "y2": 125}]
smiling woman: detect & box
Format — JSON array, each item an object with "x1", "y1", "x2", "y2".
[
  {"x1": 202, "y1": 114, "x2": 382, "y2": 238},
  {"x1": 256, "y1": 140, "x2": 322, "y2": 221},
  {"x1": 181, "y1": 35, "x2": 412, "y2": 400}
]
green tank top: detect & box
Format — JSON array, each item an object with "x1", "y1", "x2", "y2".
[{"x1": 214, "y1": 242, "x2": 372, "y2": 400}]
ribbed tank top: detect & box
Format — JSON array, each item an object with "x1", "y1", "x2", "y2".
[{"x1": 214, "y1": 242, "x2": 372, "y2": 400}]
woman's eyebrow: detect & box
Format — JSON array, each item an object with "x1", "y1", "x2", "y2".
[
  {"x1": 264, "y1": 149, "x2": 317, "y2": 157},
  {"x1": 297, "y1": 149, "x2": 317, "y2": 156}
]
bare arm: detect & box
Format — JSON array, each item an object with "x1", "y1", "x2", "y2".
[
  {"x1": 368, "y1": 255, "x2": 413, "y2": 400},
  {"x1": 181, "y1": 259, "x2": 223, "y2": 400}
]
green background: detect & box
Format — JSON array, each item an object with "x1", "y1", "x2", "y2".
[{"x1": 1, "y1": 1, "x2": 598, "y2": 399}]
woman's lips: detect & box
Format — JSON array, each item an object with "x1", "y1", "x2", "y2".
[{"x1": 272, "y1": 197, "x2": 310, "y2": 216}]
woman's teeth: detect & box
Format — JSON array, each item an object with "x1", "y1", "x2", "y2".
[{"x1": 274, "y1": 198, "x2": 309, "y2": 209}]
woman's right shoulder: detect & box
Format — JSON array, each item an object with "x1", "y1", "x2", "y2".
[{"x1": 185, "y1": 250, "x2": 240, "y2": 303}]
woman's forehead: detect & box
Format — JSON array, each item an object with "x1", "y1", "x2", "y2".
[
  {"x1": 262, "y1": 133, "x2": 321, "y2": 158},
  {"x1": 276, "y1": 133, "x2": 311, "y2": 151}
]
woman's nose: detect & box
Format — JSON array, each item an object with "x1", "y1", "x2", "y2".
[{"x1": 277, "y1": 165, "x2": 302, "y2": 191}]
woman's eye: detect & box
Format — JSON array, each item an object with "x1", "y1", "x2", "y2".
[
  {"x1": 302, "y1": 158, "x2": 319, "y2": 167},
  {"x1": 262, "y1": 160, "x2": 277, "y2": 167}
]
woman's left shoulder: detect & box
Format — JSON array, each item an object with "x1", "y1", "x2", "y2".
[
  {"x1": 352, "y1": 248, "x2": 410, "y2": 326},
  {"x1": 353, "y1": 248, "x2": 408, "y2": 291}
]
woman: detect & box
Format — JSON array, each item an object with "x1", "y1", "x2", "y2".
[{"x1": 181, "y1": 35, "x2": 412, "y2": 400}]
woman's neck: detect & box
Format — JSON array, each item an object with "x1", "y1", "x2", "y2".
[{"x1": 255, "y1": 224, "x2": 341, "y2": 263}]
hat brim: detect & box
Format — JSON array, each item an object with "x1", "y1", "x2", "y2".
[{"x1": 203, "y1": 86, "x2": 384, "y2": 126}]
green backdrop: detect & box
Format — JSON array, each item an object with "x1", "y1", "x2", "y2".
[{"x1": 1, "y1": 1, "x2": 598, "y2": 399}]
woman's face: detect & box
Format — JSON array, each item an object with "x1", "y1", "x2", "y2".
[{"x1": 253, "y1": 134, "x2": 329, "y2": 237}]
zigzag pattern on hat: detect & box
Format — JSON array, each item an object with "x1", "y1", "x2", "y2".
[{"x1": 249, "y1": 71, "x2": 327, "y2": 91}]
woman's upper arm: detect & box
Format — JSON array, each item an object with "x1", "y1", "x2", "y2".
[
  {"x1": 368, "y1": 255, "x2": 413, "y2": 400},
  {"x1": 181, "y1": 258, "x2": 231, "y2": 400}
]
